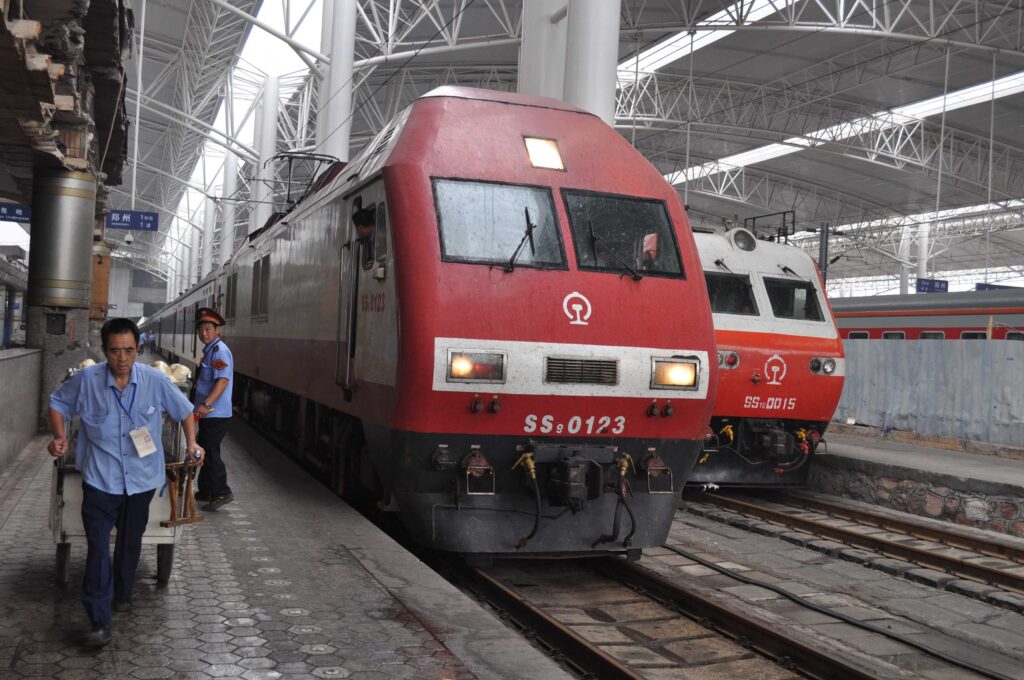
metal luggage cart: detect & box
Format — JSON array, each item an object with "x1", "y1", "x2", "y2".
[{"x1": 49, "y1": 379, "x2": 202, "y2": 585}]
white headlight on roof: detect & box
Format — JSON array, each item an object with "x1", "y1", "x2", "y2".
[{"x1": 524, "y1": 137, "x2": 564, "y2": 170}]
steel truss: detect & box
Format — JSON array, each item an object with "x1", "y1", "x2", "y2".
[{"x1": 620, "y1": 0, "x2": 1024, "y2": 55}]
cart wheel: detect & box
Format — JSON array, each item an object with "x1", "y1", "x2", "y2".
[
  {"x1": 156, "y1": 544, "x2": 174, "y2": 585},
  {"x1": 55, "y1": 542, "x2": 71, "y2": 586}
]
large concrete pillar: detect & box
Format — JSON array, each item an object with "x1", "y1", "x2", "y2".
[
  {"x1": 220, "y1": 153, "x2": 238, "y2": 266},
  {"x1": 319, "y1": 1, "x2": 356, "y2": 161},
  {"x1": 518, "y1": 0, "x2": 568, "y2": 99},
  {"x1": 562, "y1": 0, "x2": 622, "y2": 125},
  {"x1": 202, "y1": 197, "x2": 216, "y2": 278},
  {"x1": 1, "y1": 286, "x2": 13, "y2": 348},
  {"x1": 90, "y1": 242, "x2": 112, "y2": 320},
  {"x1": 25, "y1": 170, "x2": 98, "y2": 426},
  {"x1": 251, "y1": 75, "x2": 279, "y2": 234}
]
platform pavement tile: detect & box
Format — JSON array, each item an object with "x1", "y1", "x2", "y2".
[
  {"x1": 239, "y1": 656, "x2": 277, "y2": 670},
  {"x1": 167, "y1": 657, "x2": 208, "y2": 673},
  {"x1": 240, "y1": 671, "x2": 282, "y2": 680},
  {"x1": 129, "y1": 666, "x2": 175, "y2": 679},
  {"x1": 55, "y1": 669, "x2": 106, "y2": 680}
]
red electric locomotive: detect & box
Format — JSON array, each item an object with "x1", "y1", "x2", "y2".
[
  {"x1": 832, "y1": 289, "x2": 1024, "y2": 340},
  {"x1": 687, "y1": 228, "x2": 844, "y2": 487},
  {"x1": 153, "y1": 87, "x2": 718, "y2": 556}
]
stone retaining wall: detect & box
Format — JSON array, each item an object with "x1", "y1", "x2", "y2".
[{"x1": 809, "y1": 455, "x2": 1024, "y2": 538}]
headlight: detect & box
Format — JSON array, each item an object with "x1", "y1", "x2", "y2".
[
  {"x1": 731, "y1": 228, "x2": 757, "y2": 252},
  {"x1": 447, "y1": 351, "x2": 506, "y2": 383},
  {"x1": 652, "y1": 357, "x2": 699, "y2": 389},
  {"x1": 822, "y1": 358, "x2": 836, "y2": 375}
]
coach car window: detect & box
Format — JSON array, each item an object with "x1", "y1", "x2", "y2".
[
  {"x1": 848, "y1": 331, "x2": 869, "y2": 339},
  {"x1": 920, "y1": 331, "x2": 944, "y2": 339},
  {"x1": 1008, "y1": 332, "x2": 1024, "y2": 341},
  {"x1": 764, "y1": 277, "x2": 824, "y2": 321},
  {"x1": 563, "y1": 190, "x2": 683, "y2": 278},
  {"x1": 433, "y1": 179, "x2": 565, "y2": 268},
  {"x1": 704, "y1": 272, "x2": 758, "y2": 315},
  {"x1": 961, "y1": 331, "x2": 987, "y2": 339},
  {"x1": 882, "y1": 331, "x2": 905, "y2": 340}
]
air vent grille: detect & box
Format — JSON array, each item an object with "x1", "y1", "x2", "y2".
[{"x1": 545, "y1": 358, "x2": 618, "y2": 385}]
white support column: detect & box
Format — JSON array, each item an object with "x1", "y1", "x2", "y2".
[
  {"x1": 898, "y1": 224, "x2": 912, "y2": 294},
  {"x1": 318, "y1": 0, "x2": 356, "y2": 161},
  {"x1": 202, "y1": 196, "x2": 216, "y2": 278},
  {"x1": 220, "y1": 153, "x2": 238, "y2": 266},
  {"x1": 518, "y1": 0, "x2": 568, "y2": 99},
  {"x1": 917, "y1": 222, "x2": 931, "y2": 280},
  {"x1": 562, "y1": 0, "x2": 622, "y2": 125},
  {"x1": 251, "y1": 75, "x2": 279, "y2": 235},
  {"x1": 189, "y1": 227, "x2": 199, "y2": 289},
  {"x1": 315, "y1": 0, "x2": 334, "y2": 151}
]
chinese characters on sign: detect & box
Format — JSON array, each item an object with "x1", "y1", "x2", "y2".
[
  {"x1": 0, "y1": 205, "x2": 31, "y2": 223},
  {"x1": 106, "y1": 210, "x2": 159, "y2": 231},
  {"x1": 915, "y1": 278, "x2": 949, "y2": 293}
]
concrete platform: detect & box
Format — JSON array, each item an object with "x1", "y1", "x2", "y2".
[
  {"x1": 0, "y1": 421, "x2": 572, "y2": 680},
  {"x1": 810, "y1": 432, "x2": 1024, "y2": 536}
]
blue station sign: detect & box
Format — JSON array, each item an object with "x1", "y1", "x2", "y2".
[
  {"x1": 0, "y1": 204, "x2": 31, "y2": 223},
  {"x1": 106, "y1": 210, "x2": 159, "y2": 231},
  {"x1": 916, "y1": 278, "x2": 949, "y2": 293}
]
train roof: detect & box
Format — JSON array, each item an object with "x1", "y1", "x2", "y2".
[
  {"x1": 693, "y1": 229, "x2": 821, "y2": 278},
  {"x1": 419, "y1": 86, "x2": 592, "y2": 114},
  {"x1": 831, "y1": 289, "x2": 1024, "y2": 314}
]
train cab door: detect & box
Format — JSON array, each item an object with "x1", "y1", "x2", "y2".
[{"x1": 338, "y1": 182, "x2": 395, "y2": 400}]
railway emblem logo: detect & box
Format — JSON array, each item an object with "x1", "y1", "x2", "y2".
[
  {"x1": 562, "y1": 292, "x2": 592, "y2": 326},
  {"x1": 764, "y1": 354, "x2": 787, "y2": 385}
]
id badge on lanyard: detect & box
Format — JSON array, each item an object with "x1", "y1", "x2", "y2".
[{"x1": 114, "y1": 384, "x2": 157, "y2": 457}]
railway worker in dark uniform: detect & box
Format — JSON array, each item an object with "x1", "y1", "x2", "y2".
[
  {"x1": 193, "y1": 307, "x2": 235, "y2": 511},
  {"x1": 353, "y1": 206, "x2": 376, "y2": 266},
  {"x1": 47, "y1": 317, "x2": 204, "y2": 647}
]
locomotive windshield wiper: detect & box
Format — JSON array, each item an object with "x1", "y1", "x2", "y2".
[
  {"x1": 506, "y1": 207, "x2": 538, "y2": 272},
  {"x1": 588, "y1": 220, "x2": 642, "y2": 280},
  {"x1": 777, "y1": 264, "x2": 813, "y2": 284},
  {"x1": 713, "y1": 258, "x2": 748, "y2": 284}
]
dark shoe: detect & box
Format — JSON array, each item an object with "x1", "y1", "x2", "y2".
[
  {"x1": 202, "y1": 494, "x2": 234, "y2": 511},
  {"x1": 113, "y1": 599, "x2": 131, "y2": 613},
  {"x1": 82, "y1": 624, "x2": 111, "y2": 647}
]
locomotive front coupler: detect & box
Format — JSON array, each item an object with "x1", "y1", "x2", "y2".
[{"x1": 517, "y1": 443, "x2": 620, "y2": 511}]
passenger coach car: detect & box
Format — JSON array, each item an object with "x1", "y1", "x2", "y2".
[
  {"x1": 832, "y1": 289, "x2": 1024, "y2": 340},
  {"x1": 151, "y1": 87, "x2": 719, "y2": 556}
]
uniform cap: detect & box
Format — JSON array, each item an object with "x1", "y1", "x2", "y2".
[{"x1": 196, "y1": 307, "x2": 225, "y2": 327}]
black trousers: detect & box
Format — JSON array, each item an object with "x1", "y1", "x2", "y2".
[
  {"x1": 81, "y1": 483, "x2": 155, "y2": 626},
  {"x1": 197, "y1": 417, "x2": 232, "y2": 498}
]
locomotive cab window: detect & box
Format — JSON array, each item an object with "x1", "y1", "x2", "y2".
[
  {"x1": 764, "y1": 277, "x2": 824, "y2": 321},
  {"x1": 563, "y1": 190, "x2": 683, "y2": 278},
  {"x1": 704, "y1": 272, "x2": 758, "y2": 315},
  {"x1": 433, "y1": 178, "x2": 566, "y2": 269}
]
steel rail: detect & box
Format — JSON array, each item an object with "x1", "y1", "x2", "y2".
[
  {"x1": 596, "y1": 558, "x2": 878, "y2": 680},
  {"x1": 696, "y1": 493, "x2": 1024, "y2": 593},
  {"x1": 459, "y1": 564, "x2": 643, "y2": 680},
  {"x1": 781, "y1": 492, "x2": 1024, "y2": 564}
]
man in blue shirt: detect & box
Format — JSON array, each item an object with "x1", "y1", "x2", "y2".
[
  {"x1": 48, "y1": 318, "x2": 204, "y2": 647},
  {"x1": 193, "y1": 308, "x2": 234, "y2": 511}
]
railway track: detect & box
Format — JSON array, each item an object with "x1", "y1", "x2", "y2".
[
  {"x1": 686, "y1": 490, "x2": 1024, "y2": 596},
  {"x1": 448, "y1": 556, "x2": 1010, "y2": 680}
]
